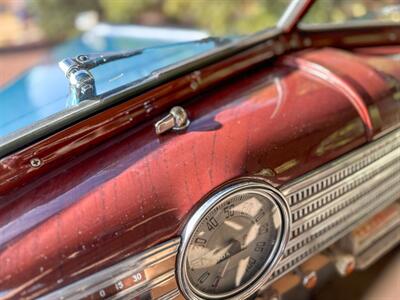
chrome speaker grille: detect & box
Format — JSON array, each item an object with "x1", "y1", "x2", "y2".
[{"x1": 270, "y1": 129, "x2": 400, "y2": 281}]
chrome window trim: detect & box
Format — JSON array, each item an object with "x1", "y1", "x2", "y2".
[{"x1": 277, "y1": 0, "x2": 312, "y2": 32}]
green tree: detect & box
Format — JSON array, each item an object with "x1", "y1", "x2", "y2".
[
  {"x1": 99, "y1": 0, "x2": 153, "y2": 24},
  {"x1": 162, "y1": 0, "x2": 288, "y2": 35},
  {"x1": 32, "y1": 0, "x2": 379, "y2": 42},
  {"x1": 29, "y1": 0, "x2": 101, "y2": 42}
]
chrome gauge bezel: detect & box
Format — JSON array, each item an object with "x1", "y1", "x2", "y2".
[{"x1": 176, "y1": 178, "x2": 291, "y2": 300}]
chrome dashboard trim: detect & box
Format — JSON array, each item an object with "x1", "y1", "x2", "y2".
[
  {"x1": 355, "y1": 224, "x2": 400, "y2": 269},
  {"x1": 38, "y1": 129, "x2": 399, "y2": 299},
  {"x1": 39, "y1": 238, "x2": 180, "y2": 300},
  {"x1": 157, "y1": 288, "x2": 181, "y2": 300},
  {"x1": 269, "y1": 128, "x2": 400, "y2": 282}
]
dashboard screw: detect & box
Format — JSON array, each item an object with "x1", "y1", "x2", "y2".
[
  {"x1": 77, "y1": 55, "x2": 89, "y2": 62},
  {"x1": 30, "y1": 158, "x2": 42, "y2": 168}
]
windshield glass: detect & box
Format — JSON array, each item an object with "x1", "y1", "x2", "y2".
[{"x1": 0, "y1": 0, "x2": 291, "y2": 139}]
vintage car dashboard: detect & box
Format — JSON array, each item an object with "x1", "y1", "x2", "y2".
[
  {"x1": 0, "y1": 44, "x2": 400, "y2": 300},
  {"x1": 39, "y1": 128, "x2": 400, "y2": 300}
]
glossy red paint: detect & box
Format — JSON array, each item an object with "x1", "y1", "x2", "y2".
[
  {"x1": 298, "y1": 25, "x2": 400, "y2": 49},
  {"x1": 354, "y1": 46, "x2": 400, "y2": 56},
  {"x1": 0, "y1": 44, "x2": 400, "y2": 299},
  {"x1": 3, "y1": 47, "x2": 394, "y2": 298},
  {"x1": 281, "y1": 53, "x2": 375, "y2": 138},
  {"x1": 291, "y1": 48, "x2": 400, "y2": 137},
  {"x1": 358, "y1": 50, "x2": 400, "y2": 137},
  {"x1": 0, "y1": 35, "x2": 285, "y2": 198},
  {"x1": 1, "y1": 26, "x2": 400, "y2": 198}
]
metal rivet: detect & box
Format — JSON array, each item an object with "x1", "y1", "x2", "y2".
[
  {"x1": 190, "y1": 81, "x2": 199, "y2": 90},
  {"x1": 303, "y1": 38, "x2": 312, "y2": 47},
  {"x1": 30, "y1": 158, "x2": 42, "y2": 168},
  {"x1": 77, "y1": 55, "x2": 89, "y2": 62},
  {"x1": 290, "y1": 38, "x2": 299, "y2": 49},
  {"x1": 273, "y1": 42, "x2": 284, "y2": 55},
  {"x1": 388, "y1": 33, "x2": 397, "y2": 41}
]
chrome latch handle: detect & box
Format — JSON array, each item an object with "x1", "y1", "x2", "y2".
[
  {"x1": 155, "y1": 106, "x2": 190, "y2": 135},
  {"x1": 58, "y1": 49, "x2": 143, "y2": 105},
  {"x1": 59, "y1": 56, "x2": 96, "y2": 105}
]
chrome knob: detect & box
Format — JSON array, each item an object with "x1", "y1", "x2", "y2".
[
  {"x1": 155, "y1": 106, "x2": 190, "y2": 135},
  {"x1": 334, "y1": 254, "x2": 356, "y2": 277}
]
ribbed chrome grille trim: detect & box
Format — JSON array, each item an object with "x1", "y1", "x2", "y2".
[
  {"x1": 40, "y1": 239, "x2": 180, "y2": 300},
  {"x1": 270, "y1": 129, "x2": 400, "y2": 281},
  {"x1": 284, "y1": 132, "x2": 400, "y2": 205}
]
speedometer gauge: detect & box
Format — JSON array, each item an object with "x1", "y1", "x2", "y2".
[{"x1": 177, "y1": 179, "x2": 291, "y2": 300}]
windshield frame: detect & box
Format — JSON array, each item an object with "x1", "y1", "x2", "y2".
[
  {"x1": 0, "y1": 26, "x2": 282, "y2": 157},
  {"x1": 2, "y1": 0, "x2": 314, "y2": 157}
]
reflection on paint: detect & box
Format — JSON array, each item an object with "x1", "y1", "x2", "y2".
[
  {"x1": 274, "y1": 159, "x2": 299, "y2": 175},
  {"x1": 369, "y1": 105, "x2": 383, "y2": 129},
  {"x1": 315, "y1": 118, "x2": 364, "y2": 156}
]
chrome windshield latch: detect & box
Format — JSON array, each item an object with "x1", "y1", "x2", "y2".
[
  {"x1": 58, "y1": 49, "x2": 143, "y2": 105},
  {"x1": 58, "y1": 56, "x2": 96, "y2": 104}
]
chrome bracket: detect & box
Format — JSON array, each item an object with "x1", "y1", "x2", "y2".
[
  {"x1": 58, "y1": 49, "x2": 143, "y2": 105},
  {"x1": 58, "y1": 55, "x2": 97, "y2": 104}
]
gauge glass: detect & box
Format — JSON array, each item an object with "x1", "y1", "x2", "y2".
[{"x1": 184, "y1": 190, "x2": 284, "y2": 298}]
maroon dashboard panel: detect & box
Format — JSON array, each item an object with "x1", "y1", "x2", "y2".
[
  {"x1": 1, "y1": 47, "x2": 400, "y2": 299},
  {"x1": 291, "y1": 47, "x2": 400, "y2": 137}
]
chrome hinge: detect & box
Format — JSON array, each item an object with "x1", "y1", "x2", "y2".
[{"x1": 58, "y1": 50, "x2": 143, "y2": 105}]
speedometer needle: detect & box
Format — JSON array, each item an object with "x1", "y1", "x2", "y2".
[
  {"x1": 213, "y1": 257, "x2": 230, "y2": 289},
  {"x1": 221, "y1": 257, "x2": 230, "y2": 277},
  {"x1": 217, "y1": 239, "x2": 243, "y2": 264}
]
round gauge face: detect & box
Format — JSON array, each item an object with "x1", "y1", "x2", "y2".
[{"x1": 179, "y1": 184, "x2": 289, "y2": 300}]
